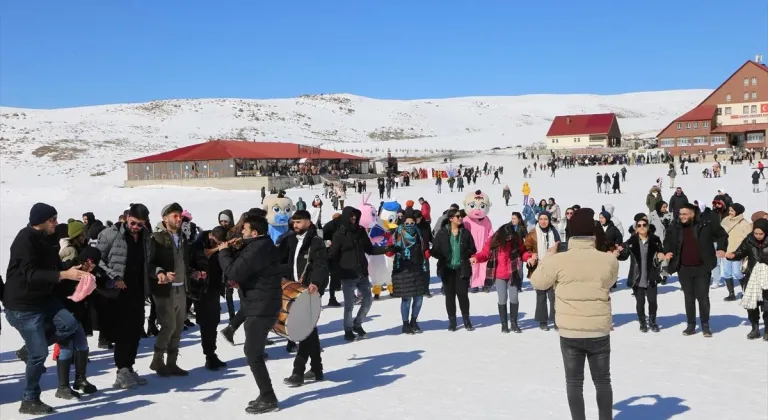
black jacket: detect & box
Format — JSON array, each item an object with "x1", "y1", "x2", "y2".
[
  {"x1": 430, "y1": 225, "x2": 477, "y2": 278},
  {"x1": 728, "y1": 234, "x2": 768, "y2": 284},
  {"x1": 219, "y1": 235, "x2": 284, "y2": 317},
  {"x1": 663, "y1": 217, "x2": 728, "y2": 274},
  {"x1": 601, "y1": 221, "x2": 624, "y2": 249},
  {"x1": 668, "y1": 192, "x2": 689, "y2": 219},
  {"x1": 328, "y1": 207, "x2": 387, "y2": 279},
  {"x1": 617, "y1": 234, "x2": 663, "y2": 288},
  {"x1": 188, "y1": 231, "x2": 225, "y2": 299},
  {"x1": 4, "y1": 226, "x2": 64, "y2": 312},
  {"x1": 280, "y1": 226, "x2": 329, "y2": 294}
]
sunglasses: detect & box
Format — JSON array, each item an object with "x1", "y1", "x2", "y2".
[
  {"x1": 565, "y1": 212, "x2": 573, "y2": 216},
  {"x1": 636, "y1": 223, "x2": 648, "y2": 228},
  {"x1": 128, "y1": 221, "x2": 144, "y2": 227}
]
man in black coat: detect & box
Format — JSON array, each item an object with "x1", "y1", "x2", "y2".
[
  {"x1": 668, "y1": 187, "x2": 689, "y2": 220},
  {"x1": 278, "y1": 211, "x2": 329, "y2": 387},
  {"x1": 4, "y1": 203, "x2": 87, "y2": 415},
  {"x1": 662, "y1": 203, "x2": 728, "y2": 337},
  {"x1": 328, "y1": 206, "x2": 388, "y2": 341},
  {"x1": 218, "y1": 215, "x2": 284, "y2": 415},
  {"x1": 189, "y1": 226, "x2": 229, "y2": 371},
  {"x1": 321, "y1": 215, "x2": 342, "y2": 306}
]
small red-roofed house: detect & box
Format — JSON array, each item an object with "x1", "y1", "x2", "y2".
[{"x1": 545, "y1": 113, "x2": 621, "y2": 150}]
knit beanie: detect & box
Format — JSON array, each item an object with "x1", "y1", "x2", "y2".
[
  {"x1": 161, "y1": 202, "x2": 183, "y2": 217},
  {"x1": 67, "y1": 220, "x2": 86, "y2": 239},
  {"x1": 569, "y1": 208, "x2": 596, "y2": 237},
  {"x1": 600, "y1": 210, "x2": 612, "y2": 222},
  {"x1": 405, "y1": 200, "x2": 415, "y2": 208},
  {"x1": 754, "y1": 219, "x2": 768, "y2": 235},
  {"x1": 182, "y1": 210, "x2": 193, "y2": 221},
  {"x1": 29, "y1": 202, "x2": 58, "y2": 226},
  {"x1": 731, "y1": 203, "x2": 745, "y2": 216}
]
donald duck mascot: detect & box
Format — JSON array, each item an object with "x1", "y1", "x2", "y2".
[{"x1": 359, "y1": 196, "x2": 400, "y2": 299}]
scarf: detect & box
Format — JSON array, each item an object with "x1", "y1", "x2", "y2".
[
  {"x1": 743, "y1": 262, "x2": 768, "y2": 310},
  {"x1": 394, "y1": 225, "x2": 427, "y2": 272},
  {"x1": 536, "y1": 225, "x2": 555, "y2": 261}
]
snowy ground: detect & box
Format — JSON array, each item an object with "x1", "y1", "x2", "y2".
[{"x1": 1, "y1": 151, "x2": 767, "y2": 420}]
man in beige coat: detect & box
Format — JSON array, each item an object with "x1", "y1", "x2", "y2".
[{"x1": 531, "y1": 208, "x2": 618, "y2": 420}]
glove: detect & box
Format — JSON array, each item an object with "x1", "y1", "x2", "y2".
[{"x1": 424, "y1": 250, "x2": 431, "y2": 259}]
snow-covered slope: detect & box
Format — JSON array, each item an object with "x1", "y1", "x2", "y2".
[{"x1": 0, "y1": 90, "x2": 709, "y2": 177}]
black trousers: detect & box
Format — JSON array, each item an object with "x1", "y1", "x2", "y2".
[
  {"x1": 678, "y1": 265, "x2": 710, "y2": 325},
  {"x1": 244, "y1": 315, "x2": 278, "y2": 397},
  {"x1": 293, "y1": 328, "x2": 323, "y2": 375},
  {"x1": 535, "y1": 288, "x2": 555, "y2": 323},
  {"x1": 329, "y1": 274, "x2": 341, "y2": 295},
  {"x1": 560, "y1": 336, "x2": 613, "y2": 420},
  {"x1": 634, "y1": 286, "x2": 658, "y2": 319},
  {"x1": 114, "y1": 292, "x2": 145, "y2": 370},
  {"x1": 441, "y1": 268, "x2": 470, "y2": 318},
  {"x1": 746, "y1": 287, "x2": 768, "y2": 324},
  {"x1": 226, "y1": 288, "x2": 236, "y2": 321},
  {"x1": 194, "y1": 290, "x2": 222, "y2": 357}
]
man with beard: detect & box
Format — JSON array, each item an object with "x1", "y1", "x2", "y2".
[
  {"x1": 279, "y1": 210, "x2": 329, "y2": 386},
  {"x1": 661, "y1": 204, "x2": 728, "y2": 337},
  {"x1": 218, "y1": 215, "x2": 284, "y2": 414},
  {"x1": 97, "y1": 203, "x2": 153, "y2": 389},
  {"x1": 148, "y1": 203, "x2": 191, "y2": 377},
  {"x1": 189, "y1": 226, "x2": 229, "y2": 371}
]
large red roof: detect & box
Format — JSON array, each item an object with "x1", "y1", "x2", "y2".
[
  {"x1": 126, "y1": 140, "x2": 369, "y2": 163},
  {"x1": 675, "y1": 105, "x2": 716, "y2": 122},
  {"x1": 546, "y1": 113, "x2": 616, "y2": 137}
]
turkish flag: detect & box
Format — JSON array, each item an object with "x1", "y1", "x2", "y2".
[{"x1": 761, "y1": 103, "x2": 768, "y2": 113}]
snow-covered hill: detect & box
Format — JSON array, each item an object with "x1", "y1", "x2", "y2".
[{"x1": 0, "y1": 90, "x2": 709, "y2": 177}]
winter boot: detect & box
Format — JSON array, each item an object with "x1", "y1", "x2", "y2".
[
  {"x1": 220, "y1": 325, "x2": 235, "y2": 345},
  {"x1": 286, "y1": 341, "x2": 298, "y2": 353},
  {"x1": 246, "y1": 393, "x2": 280, "y2": 414},
  {"x1": 327, "y1": 294, "x2": 342, "y2": 307},
  {"x1": 284, "y1": 372, "x2": 304, "y2": 387},
  {"x1": 539, "y1": 321, "x2": 550, "y2": 331},
  {"x1": 649, "y1": 315, "x2": 660, "y2": 332},
  {"x1": 402, "y1": 321, "x2": 413, "y2": 335},
  {"x1": 639, "y1": 316, "x2": 648, "y2": 333},
  {"x1": 448, "y1": 317, "x2": 457, "y2": 332},
  {"x1": 149, "y1": 348, "x2": 171, "y2": 377},
  {"x1": 352, "y1": 325, "x2": 367, "y2": 339},
  {"x1": 344, "y1": 330, "x2": 357, "y2": 341},
  {"x1": 304, "y1": 370, "x2": 325, "y2": 382},
  {"x1": 410, "y1": 318, "x2": 422, "y2": 334},
  {"x1": 19, "y1": 399, "x2": 54, "y2": 415},
  {"x1": 682, "y1": 323, "x2": 697, "y2": 336},
  {"x1": 54, "y1": 358, "x2": 81, "y2": 400},
  {"x1": 463, "y1": 316, "x2": 474, "y2": 331},
  {"x1": 723, "y1": 279, "x2": 737, "y2": 301},
  {"x1": 166, "y1": 351, "x2": 189, "y2": 376},
  {"x1": 205, "y1": 354, "x2": 227, "y2": 371},
  {"x1": 72, "y1": 350, "x2": 97, "y2": 394},
  {"x1": 747, "y1": 323, "x2": 761, "y2": 339},
  {"x1": 498, "y1": 304, "x2": 510, "y2": 333},
  {"x1": 701, "y1": 323, "x2": 713, "y2": 338},
  {"x1": 509, "y1": 303, "x2": 522, "y2": 333}
]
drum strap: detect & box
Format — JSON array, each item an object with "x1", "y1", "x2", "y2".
[{"x1": 298, "y1": 252, "x2": 311, "y2": 284}]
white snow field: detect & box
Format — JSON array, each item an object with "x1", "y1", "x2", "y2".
[
  {"x1": 0, "y1": 90, "x2": 709, "y2": 177},
  {"x1": 1, "y1": 151, "x2": 767, "y2": 420}
]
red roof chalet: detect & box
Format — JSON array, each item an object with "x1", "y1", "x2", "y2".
[
  {"x1": 126, "y1": 140, "x2": 368, "y2": 164},
  {"x1": 546, "y1": 113, "x2": 617, "y2": 137},
  {"x1": 674, "y1": 105, "x2": 717, "y2": 122}
]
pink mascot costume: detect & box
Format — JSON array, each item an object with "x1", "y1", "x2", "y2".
[{"x1": 463, "y1": 189, "x2": 493, "y2": 290}]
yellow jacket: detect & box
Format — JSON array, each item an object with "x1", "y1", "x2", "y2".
[{"x1": 522, "y1": 183, "x2": 531, "y2": 195}]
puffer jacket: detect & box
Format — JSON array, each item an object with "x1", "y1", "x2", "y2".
[
  {"x1": 95, "y1": 222, "x2": 153, "y2": 296},
  {"x1": 646, "y1": 186, "x2": 662, "y2": 213},
  {"x1": 728, "y1": 234, "x2": 768, "y2": 285},
  {"x1": 530, "y1": 237, "x2": 618, "y2": 339},
  {"x1": 720, "y1": 214, "x2": 751, "y2": 254}
]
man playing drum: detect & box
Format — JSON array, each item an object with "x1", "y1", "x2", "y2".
[{"x1": 278, "y1": 210, "x2": 329, "y2": 387}]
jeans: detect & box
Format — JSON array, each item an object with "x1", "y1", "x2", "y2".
[
  {"x1": 711, "y1": 243, "x2": 724, "y2": 285},
  {"x1": 244, "y1": 315, "x2": 278, "y2": 397},
  {"x1": 679, "y1": 265, "x2": 710, "y2": 325},
  {"x1": 721, "y1": 259, "x2": 744, "y2": 280},
  {"x1": 560, "y1": 336, "x2": 613, "y2": 420},
  {"x1": 5, "y1": 300, "x2": 79, "y2": 401},
  {"x1": 154, "y1": 286, "x2": 187, "y2": 353},
  {"x1": 441, "y1": 268, "x2": 470, "y2": 318},
  {"x1": 400, "y1": 296, "x2": 423, "y2": 322},
  {"x1": 341, "y1": 277, "x2": 372, "y2": 331},
  {"x1": 535, "y1": 288, "x2": 555, "y2": 323}
]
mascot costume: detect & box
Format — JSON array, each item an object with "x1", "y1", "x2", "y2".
[
  {"x1": 463, "y1": 189, "x2": 493, "y2": 291},
  {"x1": 359, "y1": 194, "x2": 398, "y2": 298},
  {"x1": 263, "y1": 194, "x2": 296, "y2": 243}
]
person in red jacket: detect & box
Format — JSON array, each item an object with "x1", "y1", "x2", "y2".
[{"x1": 418, "y1": 198, "x2": 432, "y2": 223}]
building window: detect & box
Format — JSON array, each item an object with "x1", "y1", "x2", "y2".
[
  {"x1": 677, "y1": 137, "x2": 691, "y2": 146},
  {"x1": 753, "y1": 120, "x2": 757, "y2": 124},
  {"x1": 744, "y1": 92, "x2": 750, "y2": 100},
  {"x1": 693, "y1": 136, "x2": 708, "y2": 145},
  {"x1": 752, "y1": 91, "x2": 757, "y2": 99},
  {"x1": 660, "y1": 138, "x2": 675, "y2": 147},
  {"x1": 693, "y1": 122, "x2": 699, "y2": 129},
  {"x1": 752, "y1": 105, "x2": 758, "y2": 113},
  {"x1": 747, "y1": 132, "x2": 765, "y2": 143},
  {"x1": 686, "y1": 123, "x2": 691, "y2": 129},
  {"x1": 703, "y1": 121, "x2": 709, "y2": 128},
  {"x1": 717, "y1": 107, "x2": 722, "y2": 115},
  {"x1": 711, "y1": 135, "x2": 726, "y2": 145},
  {"x1": 676, "y1": 123, "x2": 682, "y2": 130},
  {"x1": 745, "y1": 78, "x2": 750, "y2": 86},
  {"x1": 752, "y1": 77, "x2": 758, "y2": 85},
  {"x1": 725, "y1": 107, "x2": 732, "y2": 115},
  {"x1": 726, "y1": 94, "x2": 732, "y2": 102},
  {"x1": 743, "y1": 105, "x2": 750, "y2": 114}
]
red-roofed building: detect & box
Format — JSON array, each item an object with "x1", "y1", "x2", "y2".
[
  {"x1": 656, "y1": 59, "x2": 768, "y2": 155},
  {"x1": 545, "y1": 113, "x2": 622, "y2": 150},
  {"x1": 125, "y1": 140, "x2": 371, "y2": 190}
]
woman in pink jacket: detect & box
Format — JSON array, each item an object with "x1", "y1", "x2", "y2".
[{"x1": 471, "y1": 223, "x2": 529, "y2": 333}]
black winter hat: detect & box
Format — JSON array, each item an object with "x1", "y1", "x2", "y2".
[
  {"x1": 731, "y1": 203, "x2": 745, "y2": 216},
  {"x1": 29, "y1": 202, "x2": 58, "y2": 226},
  {"x1": 291, "y1": 210, "x2": 311, "y2": 220},
  {"x1": 634, "y1": 213, "x2": 648, "y2": 222},
  {"x1": 753, "y1": 219, "x2": 768, "y2": 235},
  {"x1": 569, "y1": 208, "x2": 596, "y2": 237}
]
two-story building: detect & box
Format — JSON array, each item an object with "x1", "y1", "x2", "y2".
[
  {"x1": 545, "y1": 113, "x2": 622, "y2": 151},
  {"x1": 657, "y1": 59, "x2": 768, "y2": 155}
]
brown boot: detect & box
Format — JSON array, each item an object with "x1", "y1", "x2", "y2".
[
  {"x1": 166, "y1": 351, "x2": 188, "y2": 376},
  {"x1": 149, "y1": 348, "x2": 171, "y2": 377}
]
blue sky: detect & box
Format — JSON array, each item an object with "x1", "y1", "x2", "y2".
[{"x1": 1, "y1": 0, "x2": 767, "y2": 108}]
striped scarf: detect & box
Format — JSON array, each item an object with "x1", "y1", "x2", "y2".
[{"x1": 393, "y1": 225, "x2": 427, "y2": 272}]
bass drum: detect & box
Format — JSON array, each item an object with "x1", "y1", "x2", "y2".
[{"x1": 273, "y1": 280, "x2": 322, "y2": 342}]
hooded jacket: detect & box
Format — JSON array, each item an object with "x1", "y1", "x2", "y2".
[
  {"x1": 601, "y1": 204, "x2": 624, "y2": 235},
  {"x1": 720, "y1": 211, "x2": 752, "y2": 254},
  {"x1": 3, "y1": 226, "x2": 64, "y2": 311},
  {"x1": 668, "y1": 191, "x2": 689, "y2": 219},
  {"x1": 328, "y1": 207, "x2": 387, "y2": 279},
  {"x1": 646, "y1": 186, "x2": 662, "y2": 213}
]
